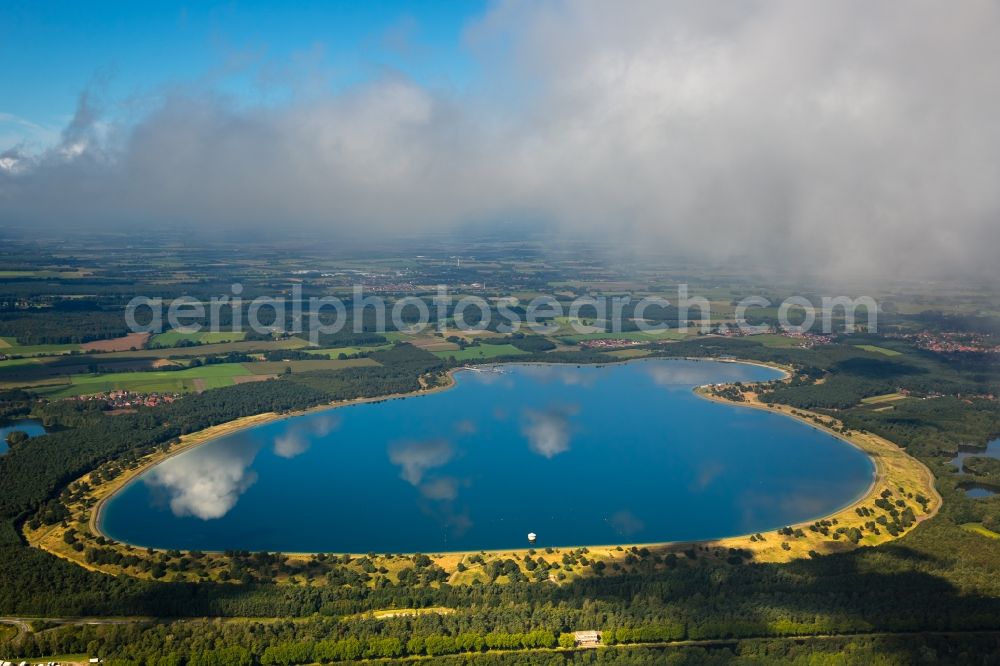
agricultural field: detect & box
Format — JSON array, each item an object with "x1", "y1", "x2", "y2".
[
  {"x1": 961, "y1": 523, "x2": 1000, "y2": 539},
  {"x1": 552, "y1": 316, "x2": 604, "y2": 334},
  {"x1": 860, "y1": 392, "x2": 910, "y2": 405},
  {"x1": 150, "y1": 330, "x2": 247, "y2": 347},
  {"x1": 0, "y1": 357, "x2": 42, "y2": 370},
  {"x1": 745, "y1": 334, "x2": 806, "y2": 348},
  {"x1": 0, "y1": 336, "x2": 80, "y2": 357},
  {"x1": 433, "y1": 344, "x2": 528, "y2": 360},
  {"x1": 247, "y1": 358, "x2": 379, "y2": 373},
  {"x1": 560, "y1": 329, "x2": 688, "y2": 343},
  {"x1": 34, "y1": 363, "x2": 254, "y2": 398},
  {"x1": 855, "y1": 344, "x2": 903, "y2": 356},
  {"x1": 96, "y1": 337, "x2": 311, "y2": 360},
  {"x1": 81, "y1": 332, "x2": 151, "y2": 352},
  {"x1": 605, "y1": 348, "x2": 654, "y2": 358},
  {"x1": 410, "y1": 337, "x2": 462, "y2": 352},
  {"x1": 304, "y1": 344, "x2": 393, "y2": 358}
]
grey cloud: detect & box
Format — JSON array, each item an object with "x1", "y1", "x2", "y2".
[{"x1": 4, "y1": 0, "x2": 1000, "y2": 277}]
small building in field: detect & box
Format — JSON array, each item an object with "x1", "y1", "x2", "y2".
[{"x1": 574, "y1": 630, "x2": 601, "y2": 646}]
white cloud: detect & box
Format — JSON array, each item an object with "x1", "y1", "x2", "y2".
[{"x1": 4, "y1": 1, "x2": 1000, "y2": 277}]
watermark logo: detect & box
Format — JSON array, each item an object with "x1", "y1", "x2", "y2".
[{"x1": 125, "y1": 284, "x2": 878, "y2": 343}]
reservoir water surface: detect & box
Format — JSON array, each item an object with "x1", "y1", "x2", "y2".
[
  {"x1": 100, "y1": 360, "x2": 875, "y2": 552},
  {"x1": 0, "y1": 418, "x2": 47, "y2": 456}
]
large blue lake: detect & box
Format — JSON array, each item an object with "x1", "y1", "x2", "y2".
[{"x1": 101, "y1": 360, "x2": 875, "y2": 553}]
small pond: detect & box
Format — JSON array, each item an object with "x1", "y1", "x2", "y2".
[{"x1": 0, "y1": 418, "x2": 47, "y2": 455}]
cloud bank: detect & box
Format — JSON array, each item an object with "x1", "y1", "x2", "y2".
[{"x1": 4, "y1": 0, "x2": 1000, "y2": 276}]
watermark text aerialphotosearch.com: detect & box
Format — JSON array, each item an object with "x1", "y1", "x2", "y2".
[{"x1": 125, "y1": 284, "x2": 878, "y2": 345}]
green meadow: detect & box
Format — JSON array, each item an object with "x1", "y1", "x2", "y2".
[
  {"x1": 860, "y1": 392, "x2": 909, "y2": 405},
  {"x1": 961, "y1": 523, "x2": 1000, "y2": 540},
  {"x1": 0, "y1": 356, "x2": 43, "y2": 369},
  {"x1": 304, "y1": 344, "x2": 393, "y2": 358},
  {"x1": 747, "y1": 334, "x2": 805, "y2": 349},
  {"x1": 855, "y1": 344, "x2": 903, "y2": 356},
  {"x1": 0, "y1": 336, "x2": 80, "y2": 357},
  {"x1": 433, "y1": 344, "x2": 529, "y2": 360},
  {"x1": 561, "y1": 329, "x2": 687, "y2": 343},
  {"x1": 97, "y1": 337, "x2": 311, "y2": 360},
  {"x1": 36, "y1": 363, "x2": 252, "y2": 398},
  {"x1": 248, "y1": 358, "x2": 379, "y2": 373}
]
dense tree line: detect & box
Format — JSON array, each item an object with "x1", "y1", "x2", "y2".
[
  {"x1": 480, "y1": 333, "x2": 558, "y2": 353},
  {"x1": 0, "y1": 310, "x2": 131, "y2": 345},
  {"x1": 0, "y1": 389, "x2": 35, "y2": 420},
  {"x1": 0, "y1": 344, "x2": 445, "y2": 522},
  {"x1": 3, "y1": 335, "x2": 1000, "y2": 662}
]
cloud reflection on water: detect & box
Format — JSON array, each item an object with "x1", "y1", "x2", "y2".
[
  {"x1": 691, "y1": 460, "x2": 725, "y2": 491},
  {"x1": 388, "y1": 439, "x2": 474, "y2": 539},
  {"x1": 272, "y1": 413, "x2": 341, "y2": 459},
  {"x1": 609, "y1": 510, "x2": 645, "y2": 537},
  {"x1": 519, "y1": 364, "x2": 598, "y2": 388},
  {"x1": 144, "y1": 437, "x2": 260, "y2": 520},
  {"x1": 453, "y1": 419, "x2": 477, "y2": 435},
  {"x1": 388, "y1": 438, "x2": 454, "y2": 485},
  {"x1": 646, "y1": 363, "x2": 715, "y2": 388},
  {"x1": 521, "y1": 404, "x2": 579, "y2": 458},
  {"x1": 647, "y1": 361, "x2": 770, "y2": 389},
  {"x1": 737, "y1": 489, "x2": 832, "y2": 533},
  {"x1": 420, "y1": 476, "x2": 463, "y2": 501}
]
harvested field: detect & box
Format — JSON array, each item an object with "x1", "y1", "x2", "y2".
[
  {"x1": 94, "y1": 338, "x2": 310, "y2": 360},
  {"x1": 81, "y1": 332, "x2": 151, "y2": 352},
  {"x1": 233, "y1": 373, "x2": 275, "y2": 384}
]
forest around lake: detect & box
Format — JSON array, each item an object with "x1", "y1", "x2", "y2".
[{"x1": 0, "y1": 240, "x2": 998, "y2": 664}]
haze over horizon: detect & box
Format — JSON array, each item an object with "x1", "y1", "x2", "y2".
[{"x1": 3, "y1": 0, "x2": 1000, "y2": 279}]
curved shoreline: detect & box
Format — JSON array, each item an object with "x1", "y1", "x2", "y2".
[
  {"x1": 29, "y1": 357, "x2": 940, "y2": 579},
  {"x1": 90, "y1": 369, "x2": 461, "y2": 542},
  {"x1": 697, "y1": 391, "x2": 879, "y2": 526},
  {"x1": 93, "y1": 356, "x2": 785, "y2": 549}
]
